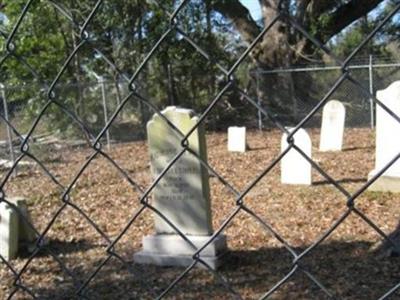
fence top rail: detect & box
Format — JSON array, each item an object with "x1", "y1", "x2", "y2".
[{"x1": 254, "y1": 62, "x2": 400, "y2": 75}]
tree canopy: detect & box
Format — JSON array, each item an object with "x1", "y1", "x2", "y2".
[{"x1": 0, "y1": 0, "x2": 399, "y2": 131}]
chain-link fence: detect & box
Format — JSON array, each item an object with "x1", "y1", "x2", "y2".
[
  {"x1": 0, "y1": 78, "x2": 147, "y2": 171},
  {"x1": 254, "y1": 56, "x2": 400, "y2": 129},
  {"x1": 2, "y1": 55, "x2": 400, "y2": 172},
  {"x1": 1, "y1": 1, "x2": 400, "y2": 299}
]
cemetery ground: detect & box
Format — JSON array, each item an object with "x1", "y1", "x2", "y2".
[{"x1": 1, "y1": 128, "x2": 400, "y2": 300}]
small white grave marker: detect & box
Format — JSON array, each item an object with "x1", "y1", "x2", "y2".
[
  {"x1": 369, "y1": 81, "x2": 400, "y2": 192},
  {"x1": 0, "y1": 202, "x2": 19, "y2": 260},
  {"x1": 319, "y1": 100, "x2": 346, "y2": 151},
  {"x1": 281, "y1": 128, "x2": 312, "y2": 185},
  {"x1": 227, "y1": 126, "x2": 246, "y2": 152},
  {"x1": 0, "y1": 198, "x2": 36, "y2": 261}
]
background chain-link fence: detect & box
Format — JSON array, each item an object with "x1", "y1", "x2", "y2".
[
  {"x1": 254, "y1": 55, "x2": 400, "y2": 129},
  {"x1": 1, "y1": 0, "x2": 400, "y2": 299},
  {"x1": 3, "y1": 55, "x2": 400, "y2": 168}
]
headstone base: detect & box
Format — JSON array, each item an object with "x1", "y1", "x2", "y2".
[
  {"x1": 134, "y1": 234, "x2": 227, "y2": 270},
  {"x1": 368, "y1": 171, "x2": 400, "y2": 192}
]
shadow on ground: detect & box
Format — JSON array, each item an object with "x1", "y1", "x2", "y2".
[{"x1": 9, "y1": 240, "x2": 400, "y2": 300}]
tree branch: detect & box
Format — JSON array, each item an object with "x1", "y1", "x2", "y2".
[
  {"x1": 295, "y1": 0, "x2": 311, "y2": 23},
  {"x1": 211, "y1": 0, "x2": 261, "y2": 44},
  {"x1": 308, "y1": 1, "x2": 339, "y2": 17},
  {"x1": 317, "y1": 0, "x2": 384, "y2": 43}
]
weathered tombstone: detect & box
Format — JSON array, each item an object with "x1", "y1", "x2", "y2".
[
  {"x1": 281, "y1": 128, "x2": 312, "y2": 185},
  {"x1": 227, "y1": 126, "x2": 247, "y2": 152},
  {"x1": 134, "y1": 106, "x2": 227, "y2": 269},
  {"x1": 0, "y1": 197, "x2": 36, "y2": 261},
  {"x1": 369, "y1": 81, "x2": 400, "y2": 192},
  {"x1": 11, "y1": 198, "x2": 36, "y2": 248},
  {"x1": 319, "y1": 100, "x2": 346, "y2": 151}
]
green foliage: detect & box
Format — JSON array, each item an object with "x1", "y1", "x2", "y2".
[
  {"x1": 0, "y1": 1, "x2": 240, "y2": 136},
  {"x1": 333, "y1": 18, "x2": 389, "y2": 59}
]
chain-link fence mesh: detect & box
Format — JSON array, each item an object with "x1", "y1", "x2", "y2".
[{"x1": 1, "y1": 0, "x2": 400, "y2": 299}]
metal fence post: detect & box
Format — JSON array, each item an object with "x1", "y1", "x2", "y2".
[
  {"x1": 256, "y1": 69, "x2": 262, "y2": 131},
  {"x1": 369, "y1": 54, "x2": 375, "y2": 128},
  {"x1": 0, "y1": 83, "x2": 17, "y2": 177},
  {"x1": 99, "y1": 77, "x2": 111, "y2": 150}
]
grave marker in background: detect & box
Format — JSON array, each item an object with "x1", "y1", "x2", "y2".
[
  {"x1": 134, "y1": 106, "x2": 226, "y2": 269},
  {"x1": 228, "y1": 126, "x2": 247, "y2": 152},
  {"x1": 0, "y1": 202, "x2": 19, "y2": 260},
  {"x1": 369, "y1": 81, "x2": 400, "y2": 192},
  {"x1": 0, "y1": 197, "x2": 36, "y2": 260},
  {"x1": 319, "y1": 100, "x2": 346, "y2": 152},
  {"x1": 281, "y1": 128, "x2": 312, "y2": 185}
]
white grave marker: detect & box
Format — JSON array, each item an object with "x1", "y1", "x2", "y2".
[
  {"x1": 0, "y1": 202, "x2": 19, "y2": 260},
  {"x1": 281, "y1": 128, "x2": 312, "y2": 185},
  {"x1": 319, "y1": 100, "x2": 346, "y2": 151},
  {"x1": 134, "y1": 106, "x2": 227, "y2": 269},
  {"x1": 228, "y1": 126, "x2": 246, "y2": 152},
  {"x1": 0, "y1": 198, "x2": 36, "y2": 261},
  {"x1": 369, "y1": 81, "x2": 400, "y2": 192}
]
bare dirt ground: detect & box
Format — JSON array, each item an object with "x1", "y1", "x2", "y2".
[{"x1": 1, "y1": 127, "x2": 400, "y2": 300}]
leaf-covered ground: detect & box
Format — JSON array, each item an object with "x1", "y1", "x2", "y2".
[{"x1": 1, "y1": 128, "x2": 400, "y2": 299}]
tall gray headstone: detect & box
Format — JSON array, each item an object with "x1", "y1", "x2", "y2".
[
  {"x1": 319, "y1": 100, "x2": 346, "y2": 152},
  {"x1": 369, "y1": 81, "x2": 400, "y2": 192},
  {"x1": 134, "y1": 106, "x2": 226, "y2": 269}
]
